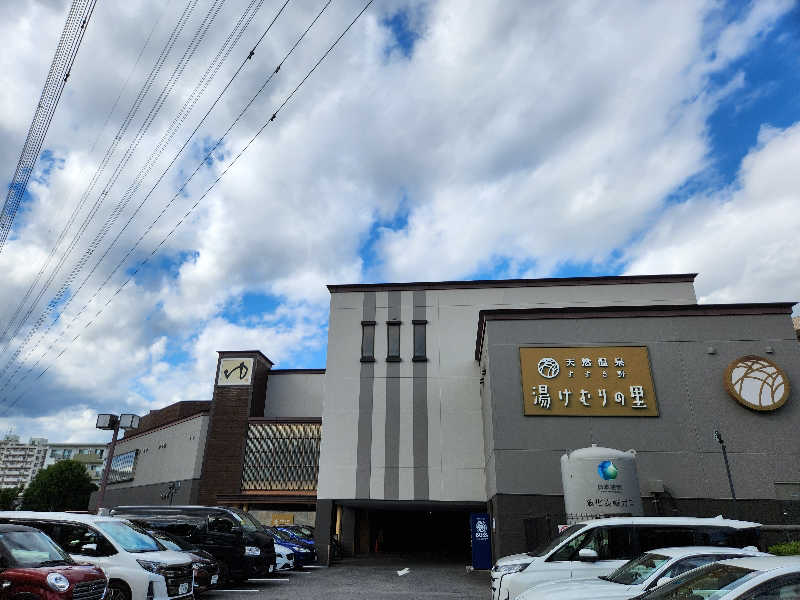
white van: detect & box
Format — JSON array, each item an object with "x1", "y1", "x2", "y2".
[
  {"x1": 0, "y1": 512, "x2": 194, "y2": 600},
  {"x1": 490, "y1": 516, "x2": 761, "y2": 600}
]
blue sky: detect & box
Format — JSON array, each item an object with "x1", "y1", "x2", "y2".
[{"x1": 0, "y1": 0, "x2": 798, "y2": 442}]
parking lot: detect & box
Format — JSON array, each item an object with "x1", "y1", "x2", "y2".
[{"x1": 203, "y1": 558, "x2": 489, "y2": 600}]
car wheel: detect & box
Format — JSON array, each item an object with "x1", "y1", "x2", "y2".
[{"x1": 107, "y1": 582, "x2": 131, "y2": 600}]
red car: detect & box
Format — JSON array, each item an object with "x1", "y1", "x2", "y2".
[{"x1": 0, "y1": 523, "x2": 107, "y2": 600}]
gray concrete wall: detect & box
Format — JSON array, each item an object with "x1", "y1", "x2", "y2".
[
  {"x1": 318, "y1": 278, "x2": 698, "y2": 504},
  {"x1": 107, "y1": 414, "x2": 209, "y2": 490},
  {"x1": 483, "y1": 312, "x2": 800, "y2": 502},
  {"x1": 264, "y1": 371, "x2": 325, "y2": 418},
  {"x1": 92, "y1": 478, "x2": 201, "y2": 511}
]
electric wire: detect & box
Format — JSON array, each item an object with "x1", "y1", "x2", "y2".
[
  {"x1": 0, "y1": 0, "x2": 227, "y2": 393},
  {"x1": 0, "y1": 0, "x2": 199, "y2": 362},
  {"x1": 0, "y1": 0, "x2": 278, "y2": 398},
  {"x1": 0, "y1": 5, "x2": 167, "y2": 367},
  {"x1": 0, "y1": 0, "x2": 90, "y2": 246},
  {"x1": 0, "y1": 0, "x2": 375, "y2": 415},
  {"x1": 0, "y1": 0, "x2": 98, "y2": 254}
]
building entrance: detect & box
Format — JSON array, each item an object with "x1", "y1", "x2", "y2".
[{"x1": 352, "y1": 506, "x2": 473, "y2": 560}]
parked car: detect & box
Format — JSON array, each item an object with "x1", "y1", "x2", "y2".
[
  {"x1": 277, "y1": 525, "x2": 314, "y2": 546},
  {"x1": 273, "y1": 542, "x2": 296, "y2": 572},
  {"x1": 0, "y1": 512, "x2": 193, "y2": 600},
  {"x1": 629, "y1": 556, "x2": 800, "y2": 600},
  {"x1": 264, "y1": 527, "x2": 317, "y2": 567},
  {"x1": 514, "y1": 546, "x2": 770, "y2": 600},
  {"x1": 144, "y1": 528, "x2": 220, "y2": 593},
  {"x1": 491, "y1": 516, "x2": 761, "y2": 600},
  {"x1": 111, "y1": 506, "x2": 276, "y2": 582},
  {"x1": 0, "y1": 523, "x2": 107, "y2": 600}
]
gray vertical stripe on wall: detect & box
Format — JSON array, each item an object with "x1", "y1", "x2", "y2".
[
  {"x1": 355, "y1": 292, "x2": 376, "y2": 498},
  {"x1": 413, "y1": 290, "x2": 429, "y2": 500},
  {"x1": 384, "y1": 290, "x2": 402, "y2": 500}
]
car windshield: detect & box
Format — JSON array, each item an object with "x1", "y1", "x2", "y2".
[
  {"x1": 149, "y1": 531, "x2": 193, "y2": 552},
  {"x1": 268, "y1": 527, "x2": 296, "y2": 543},
  {"x1": 290, "y1": 526, "x2": 313, "y2": 537},
  {"x1": 528, "y1": 524, "x2": 586, "y2": 557},
  {"x1": 95, "y1": 521, "x2": 163, "y2": 553},
  {"x1": 0, "y1": 530, "x2": 74, "y2": 568},
  {"x1": 639, "y1": 564, "x2": 758, "y2": 600},
  {"x1": 228, "y1": 510, "x2": 261, "y2": 533},
  {"x1": 606, "y1": 553, "x2": 670, "y2": 585}
]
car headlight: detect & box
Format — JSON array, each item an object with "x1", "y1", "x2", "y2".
[
  {"x1": 136, "y1": 559, "x2": 164, "y2": 573},
  {"x1": 494, "y1": 563, "x2": 530, "y2": 574},
  {"x1": 46, "y1": 573, "x2": 70, "y2": 592},
  {"x1": 244, "y1": 546, "x2": 261, "y2": 556}
]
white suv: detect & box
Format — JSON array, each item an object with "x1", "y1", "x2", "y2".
[
  {"x1": 490, "y1": 516, "x2": 761, "y2": 600},
  {"x1": 0, "y1": 512, "x2": 194, "y2": 600}
]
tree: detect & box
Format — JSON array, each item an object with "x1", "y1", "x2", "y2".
[
  {"x1": 0, "y1": 485, "x2": 22, "y2": 509},
  {"x1": 21, "y1": 460, "x2": 98, "y2": 511}
]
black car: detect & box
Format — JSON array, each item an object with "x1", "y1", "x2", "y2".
[
  {"x1": 111, "y1": 506, "x2": 276, "y2": 583},
  {"x1": 144, "y1": 529, "x2": 220, "y2": 593}
]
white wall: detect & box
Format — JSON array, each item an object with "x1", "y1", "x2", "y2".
[{"x1": 108, "y1": 414, "x2": 209, "y2": 489}]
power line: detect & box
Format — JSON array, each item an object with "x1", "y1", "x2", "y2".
[
  {"x1": 0, "y1": 0, "x2": 232, "y2": 389},
  {"x1": 0, "y1": 0, "x2": 375, "y2": 416},
  {"x1": 0, "y1": 0, "x2": 200, "y2": 360},
  {"x1": 0, "y1": 0, "x2": 98, "y2": 254},
  {"x1": 0, "y1": 3, "x2": 168, "y2": 370},
  {"x1": 0, "y1": 0, "x2": 278, "y2": 397}
]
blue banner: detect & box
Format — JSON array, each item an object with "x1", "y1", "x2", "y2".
[{"x1": 470, "y1": 512, "x2": 492, "y2": 570}]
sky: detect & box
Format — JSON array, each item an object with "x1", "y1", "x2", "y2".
[{"x1": 0, "y1": 0, "x2": 798, "y2": 444}]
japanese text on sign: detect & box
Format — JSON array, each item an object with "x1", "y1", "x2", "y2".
[{"x1": 520, "y1": 346, "x2": 659, "y2": 416}]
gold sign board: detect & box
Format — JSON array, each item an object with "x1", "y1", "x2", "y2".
[{"x1": 520, "y1": 347, "x2": 659, "y2": 417}]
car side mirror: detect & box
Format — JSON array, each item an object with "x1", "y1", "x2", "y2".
[
  {"x1": 656, "y1": 576, "x2": 672, "y2": 587},
  {"x1": 578, "y1": 548, "x2": 599, "y2": 562}
]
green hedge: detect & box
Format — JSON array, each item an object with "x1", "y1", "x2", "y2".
[{"x1": 768, "y1": 541, "x2": 800, "y2": 556}]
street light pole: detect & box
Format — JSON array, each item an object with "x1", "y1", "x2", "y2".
[
  {"x1": 96, "y1": 417, "x2": 119, "y2": 511},
  {"x1": 714, "y1": 429, "x2": 736, "y2": 501},
  {"x1": 95, "y1": 413, "x2": 140, "y2": 512}
]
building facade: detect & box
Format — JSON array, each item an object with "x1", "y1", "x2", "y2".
[
  {"x1": 0, "y1": 435, "x2": 48, "y2": 489},
  {"x1": 95, "y1": 274, "x2": 799, "y2": 561},
  {"x1": 44, "y1": 444, "x2": 107, "y2": 483}
]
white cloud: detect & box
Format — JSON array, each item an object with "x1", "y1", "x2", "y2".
[
  {"x1": 0, "y1": 0, "x2": 797, "y2": 442},
  {"x1": 625, "y1": 121, "x2": 800, "y2": 309}
]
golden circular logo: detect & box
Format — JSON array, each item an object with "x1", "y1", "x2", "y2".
[{"x1": 724, "y1": 355, "x2": 790, "y2": 412}]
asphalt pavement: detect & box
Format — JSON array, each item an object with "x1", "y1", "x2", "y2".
[{"x1": 202, "y1": 556, "x2": 489, "y2": 599}]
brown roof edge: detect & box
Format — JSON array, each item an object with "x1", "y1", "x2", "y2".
[
  {"x1": 474, "y1": 302, "x2": 798, "y2": 361},
  {"x1": 115, "y1": 410, "x2": 210, "y2": 444},
  {"x1": 217, "y1": 349, "x2": 274, "y2": 365},
  {"x1": 327, "y1": 273, "x2": 698, "y2": 293}
]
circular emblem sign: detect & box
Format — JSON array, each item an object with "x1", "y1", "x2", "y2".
[
  {"x1": 725, "y1": 355, "x2": 790, "y2": 412},
  {"x1": 537, "y1": 357, "x2": 560, "y2": 379}
]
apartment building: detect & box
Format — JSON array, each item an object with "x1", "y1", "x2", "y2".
[
  {"x1": 0, "y1": 435, "x2": 48, "y2": 489},
  {"x1": 45, "y1": 444, "x2": 107, "y2": 483}
]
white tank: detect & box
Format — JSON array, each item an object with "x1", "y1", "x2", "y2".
[{"x1": 561, "y1": 445, "x2": 643, "y2": 524}]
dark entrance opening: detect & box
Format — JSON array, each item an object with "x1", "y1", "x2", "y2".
[{"x1": 349, "y1": 503, "x2": 479, "y2": 561}]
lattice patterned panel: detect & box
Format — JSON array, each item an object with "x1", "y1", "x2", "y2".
[{"x1": 242, "y1": 422, "x2": 321, "y2": 491}]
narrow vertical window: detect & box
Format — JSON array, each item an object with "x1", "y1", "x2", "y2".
[
  {"x1": 360, "y1": 321, "x2": 376, "y2": 362},
  {"x1": 413, "y1": 319, "x2": 427, "y2": 361},
  {"x1": 387, "y1": 320, "x2": 401, "y2": 361}
]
